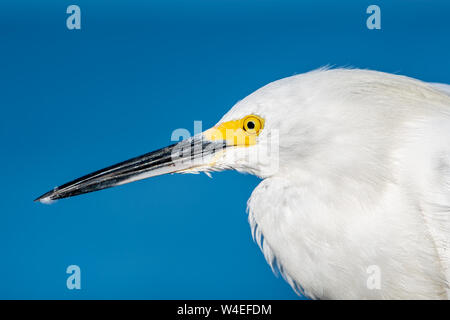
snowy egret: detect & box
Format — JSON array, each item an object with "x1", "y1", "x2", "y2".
[{"x1": 36, "y1": 68, "x2": 450, "y2": 299}]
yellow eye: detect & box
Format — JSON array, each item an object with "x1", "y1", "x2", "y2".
[
  {"x1": 242, "y1": 115, "x2": 264, "y2": 135},
  {"x1": 203, "y1": 114, "x2": 265, "y2": 147}
]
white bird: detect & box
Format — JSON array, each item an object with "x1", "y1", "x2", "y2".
[{"x1": 36, "y1": 68, "x2": 450, "y2": 299}]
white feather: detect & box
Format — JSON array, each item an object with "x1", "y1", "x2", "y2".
[
  {"x1": 213, "y1": 68, "x2": 450, "y2": 299},
  {"x1": 430, "y1": 83, "x2": 450, "y2": 96}
]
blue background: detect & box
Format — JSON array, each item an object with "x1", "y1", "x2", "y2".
[{"x1": 0, "y1": 0, "x2": 448, "y2": 299}]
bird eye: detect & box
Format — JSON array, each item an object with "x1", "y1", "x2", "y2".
[{"x1": 243, "y1": 115, "x2": 263, "y2": 134}]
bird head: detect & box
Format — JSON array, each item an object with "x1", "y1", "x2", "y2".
[{"x1": 36, "y1": 68, "x2": 399, "y2": 203}]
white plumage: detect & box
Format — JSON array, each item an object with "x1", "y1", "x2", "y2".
[{"x1": 215, "y1": 68, "x2": 450, "y2": 299}]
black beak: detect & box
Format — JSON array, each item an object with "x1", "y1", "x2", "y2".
[{"x1": 35, "y1": 135, "x2": 226, "y2": 202}]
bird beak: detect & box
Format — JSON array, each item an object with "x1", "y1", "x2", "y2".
[{"x1": 34, "y1": 135, "x2": 226, "y2": 203}]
